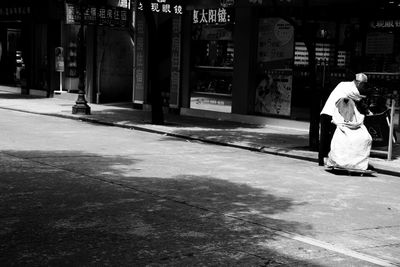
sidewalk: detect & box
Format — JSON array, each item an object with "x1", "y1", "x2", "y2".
[{"x1": 1, "y1": 88, "x2": 399, "y2": 177}]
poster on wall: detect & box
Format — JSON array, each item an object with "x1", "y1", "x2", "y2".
[
  {"x1": 256, "y1": 18, "x2": 294, "y2": 116},
  {"x1": 257, "y1": 18, "x2": 294, "y2": 69},
  {"x1": 255, "y1": 69, "x2": 292, "y2": 116}
]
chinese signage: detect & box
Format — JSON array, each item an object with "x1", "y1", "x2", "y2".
[
  {"x1": 370, "y1": 20, "x2": 400, "y2": 29},
  {"x1": 169, "y1": 16, "x2": 181, "y2": 107},
  {"x1": 65, "y1": 3, "x2": 130, "y2": 27},
  {"x1": 0, "y1": 7, "x2": 31, "y2": 17},
  {"x1": 192, "y1": 8, "x2": 233, "y2": 24},
  {"x1": 133, "y1": 16, "x2": 146, "y2": 103},
  {"x1": 137, "y1": 0, "x2": 183, "y2": 15}
]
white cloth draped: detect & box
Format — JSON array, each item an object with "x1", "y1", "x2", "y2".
[
  {"x1": 320, "y1": 81, "x2": 364, "y2": 116},
  {"x1": 326, "y1": 98, "x2": 372, "y2": 170}
]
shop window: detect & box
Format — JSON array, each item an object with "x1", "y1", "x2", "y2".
[{"x1": 190, "y1": 22, "x2": 234, "y2": 113}]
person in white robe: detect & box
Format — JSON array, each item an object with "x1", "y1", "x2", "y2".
[
  {"x1": 326, "y1": 97, "x2": 372, "y2": 170},
  {"x1": 319, "y1": 73, "x2": 369, "y2": 166}
]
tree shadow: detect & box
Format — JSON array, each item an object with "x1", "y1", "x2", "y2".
[
  {"x1": 90, "y1": 106, "x2": 286, "y2": 130},
  {"x1": 84, "y1": 107, "x2": 312, "y2": 155},
  {"x1": 0, "y1": 91, "x2": 45, "y2": 99},
  {"x1": 159, "y1": 130, "x2": 310, "y2": 153},
  {"x1": 0, "y1": 150, "x2": 333, "y2": 266}
]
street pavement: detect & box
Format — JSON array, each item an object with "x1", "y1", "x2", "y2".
[
  {"x1": 1, "y1": 107, "x2": 400, "y2": 266},
  {"x1": 0, "y1": 87, "x2": 399, "y2": 176}
]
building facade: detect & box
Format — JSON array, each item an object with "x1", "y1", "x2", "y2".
[
  {"x1": 2, "y1": 0, "x2": 398, "y2": 127},
  {"x1": 133, "y1": 0, "x2": 398, "y2": 126},
  {"x1": 0, "y1": 0, "x2": 134, "y2": 104}
]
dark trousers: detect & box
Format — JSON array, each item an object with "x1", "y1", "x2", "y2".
[{"x1": 318, "y1": 114, "x2": 336, "y2": 166}]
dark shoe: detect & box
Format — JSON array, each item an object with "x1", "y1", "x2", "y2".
[{"x1": 367, "y1": 164, "x2": 375, "y2": 171}]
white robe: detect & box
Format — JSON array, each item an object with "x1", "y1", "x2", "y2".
[
  {"x1": 326, "y1": 102, "x2": 372, "y2": 170},
  {"x1": 320, "y1": 81, "x2": 363, "y2": 116}
]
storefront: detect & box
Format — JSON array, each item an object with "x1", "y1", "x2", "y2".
[
  {"x1": 63, "y1": 0, "x2": 133, "y2": 104},
  {"x1": 0, "y1": 4, "x2": 32, "y2": 88},
  {"x1": 363, "y1": 18, "x2": 400, "y2": 125},
  {"x1": 189, "y1": 7, "x2": 234, "y2": 113},
  {"x1": 0, "y1": 1, "x2": 65, "y2": 96},
  {"x1": 364, "y1": 19, "x2": 400, "y2": 86},
  {"x1": 133, "y1": 0, "x2": 183, "y2": 109},
  {"x1": 130, "y1": 0, "x2": 397, "y2": 130},
  {"x1": 181, "y1": 1, "x2": 303, "y2": 120}
]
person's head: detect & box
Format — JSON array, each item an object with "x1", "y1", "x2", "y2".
[{"x1": 354, "y1": 73, "x2": 368, "y2": 94}]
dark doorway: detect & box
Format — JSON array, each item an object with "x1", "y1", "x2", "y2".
[{"x1": 0, "y1": 23, "x2": 23, "y2": 86}]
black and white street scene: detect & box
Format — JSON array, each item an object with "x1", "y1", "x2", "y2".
[{"x1": 1, "y1": 0, "x2": 400, "y2": 266}]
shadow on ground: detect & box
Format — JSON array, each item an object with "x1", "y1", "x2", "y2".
[
  {"x1": 0, "y1": 150, "x2": 329, "y2": 266},
  {"x1": 0, "y1": 91, "x2": 44, "y2": 99},
  {"x1": 160, "y1": 129, "x2": 310, "y2": 152},
  {"x1": 370, "y1": 143, "x2": 400, "y2": 160}
]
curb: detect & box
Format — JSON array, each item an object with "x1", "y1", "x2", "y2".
[{"x1": 1, "y1": 106, "x2": 400, "y2": 177}]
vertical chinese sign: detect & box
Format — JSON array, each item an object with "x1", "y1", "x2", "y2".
[
  {"x1": 255, "y1": 18, "x2": 294, "y2": 116},
  {"x1": 134, "y1": 16, "x2": 146, "y2": 103},
  {"x1": 134, "y1": 0, "x2": 183, "y2": 106},
  {"x1": 169, "y1": 16, "x2": 181, "y2": 108}
]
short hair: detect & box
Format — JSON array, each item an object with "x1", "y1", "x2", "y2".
[{"x1": 355, "y1": 73, "x2": 368, "y2": 83}]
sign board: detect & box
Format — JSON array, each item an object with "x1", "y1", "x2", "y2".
[
  {"x1": 257, "y1": 18, "x2": 294, "y2": 67},
  {"x1": 55, "y1": 47, "x2": 64, "y2": 72},
  {"x1": 169, "y1": 16, "x2": 181, "y2": 107},
  {"x1": 192, "y1": 8, "x2": 233, "y2": 24},
  {"x1": 370, "y1": 19, "x2": 400, "y2": 29},
  {"x1": 0, "y1": 7, "x2": 31, "y2": 18},
  {"x1": 133, "y1": 15, "x2": 146, "y2": 103},
  {"x1": 65, "y1": 3, "x2": 130, "y2": 27},
  {"x1": 137, "y1": 1, "x2": 183, "y2": 15}
]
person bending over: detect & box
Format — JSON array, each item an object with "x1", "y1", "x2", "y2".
[
  {"x1": 326, "y1": 97, "x2": 372, "y2": 170},
  {"x1": 319, "y1": 73, "x2": 369, "y2": 166}
]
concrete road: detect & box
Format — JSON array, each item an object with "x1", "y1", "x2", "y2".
[{"x1": 0, "y1": 109, "x2": 399, "y2": 266}]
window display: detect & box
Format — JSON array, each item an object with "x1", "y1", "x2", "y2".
[{"x1": 190, "y1": 21, "x2": 234, "y2": 113}]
